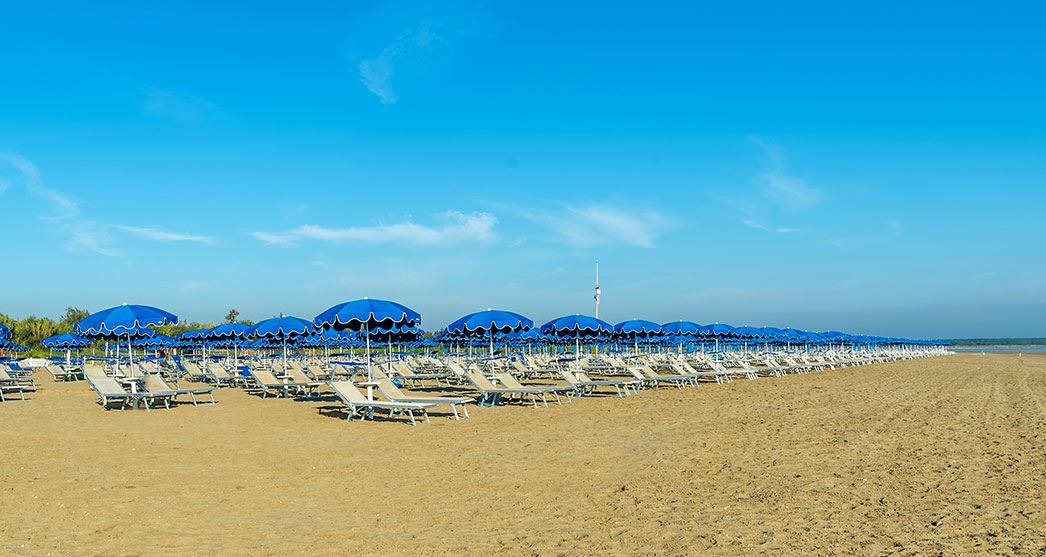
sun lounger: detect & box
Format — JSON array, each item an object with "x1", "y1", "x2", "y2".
[
  {"x1": 0, "y1": 383, "x2": 30, "y2": 402},
  {"x1": 143, "y1": 375, "x2": 217, "y2": 406},
  {"x1": 371, "y1": 371, "x2": 473, "y2": 420},
  {"x1": 559, "y1": 369, "x2": 639, "y2": 397},
  {"x1": 250, "y1": 368, "x2": 322, "y2": 398},
  {"x1": 206, "y1": 362, "x2": 247, "y2": 387},
  {"x1": 85, "y1": 374, "x2": 171, "y2": 411},
  {"x1": 328, "y1": 380, "x2": 435, "y2": 425},
  {"x1": 464, "y1": 371, "x2": 557, "y2": 408},
  {"x1": 0, "y1": 367, "x2": 37, "y2": 391},
  {"x1": 493, "y1": 372, "x2": 573, "y2": 404},
  {"x1": 627, "y1": 365, "x2": 691, "y2": 388},
  {"x1": 43, "y1": 364, "x2": 84, "y2": 381}
]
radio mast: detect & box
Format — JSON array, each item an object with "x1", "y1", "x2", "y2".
[{"x1": 594, "y1": 262, "x2": 601, "y2": 318}]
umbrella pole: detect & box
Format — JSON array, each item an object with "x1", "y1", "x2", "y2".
[
  {"x1": 489, "y1": 330, "x2": 494, "y2": 375},
  {"x1": 365, "y1": 323, "x2": 373, "y2": 398}
]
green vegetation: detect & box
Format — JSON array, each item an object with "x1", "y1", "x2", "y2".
[
  {"x1": 940, "y1": 338, "x2": 1046, "y2": 346},
  {"x1": 0, "y1": 307, "x2": 253, "y2": 358}
]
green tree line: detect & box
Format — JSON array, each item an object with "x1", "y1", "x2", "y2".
[{"x1": 1, "y1": 308, "x2": 254, "y2": 357}]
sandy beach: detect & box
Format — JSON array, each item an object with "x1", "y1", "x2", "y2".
[{"x1": 2, "y1": 353, "x2": 1043, "y2": 555}]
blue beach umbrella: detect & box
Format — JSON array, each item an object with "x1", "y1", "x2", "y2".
[
  {"x1": 540, "y1": 314, "x2": 614, "y2": 366},
  {"x1": 613, "y1": 319, "x2": 662, "y2": 355},
  {"x1": 313, "y1": 298, "x2": 422, "y2": 386},
  {"x1": 246, "y1": 315, "x2": 314, "y2": 370},
  {"x1": 205, "y1": 323, "x2": 252, "y2": 366},
  {"x1": 0, "y1": 322, "x2": 10, "y2": 339},
  {"x1": 75, "y1": 303, "x2": 177, "y2": 371},
  {"x1": 447, "y1": 309, "x2": 534, "y2": 372},
  {"x1": 661, "y1": 320, "x2": 701, "y2": 352},
  {"x1": 43, "y1": 333, "x2": 92, "y2": 367}
]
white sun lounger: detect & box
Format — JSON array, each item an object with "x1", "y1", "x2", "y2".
[{"x1": 328, "y1": 380, "x2": 435, "y2": 426}]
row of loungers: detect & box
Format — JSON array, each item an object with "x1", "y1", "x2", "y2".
[
  {"x1": 71, "y1": 347, "x2": 940, "y2": 421},
  {"x1": 84, "y1": 366, "x2": 217, "y2": 411}
]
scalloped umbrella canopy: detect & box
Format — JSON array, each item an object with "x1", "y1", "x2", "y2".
[
  {"x1": 447, "y1": 309, "x2": 533, "y2": 372},
  {"x1": 700, "y1": 323, "x2": 739, "y2": 337},
  {"x1": 41, "y1": 333, "x2": 92, "y2": 349},
  {"x1": 760, "y1": 327, "x2": 786, "y2": 341},
  {"x1": 540, "y1": 314, "x2": 613, "y2": 365},
  {"x1": 206, "y1": 323, "x2": 251, "y2": 340},
  {"x1": 368, "y1": 325, "x2": 423, "y2": 343},
  {"x1": 446, "y1": 309, "x2": 533, "y2": 336},
  {"x1": 2, "y1": 339, "x2": 28, "y2": 352},
  {"x1": 74, "y1": 304, "x2": 177, "y2": 337},
  {"x1": 131, "y1": 334, "x2": 175, "y2": 348},
  {"x1": 179, "y1": 328, "x2": 213, "y2": 342},
  {"x1": 660, "y1": 321, "x2": 701, "y2": 336},
  {"x1": 247, "y1": 316, "x2": 315, "y2": 371},
  {"x1": 247, "y1": 316, "x2": 314, "y2": 339},
  {"x1": 613, "y1": 319, "x2": 662, "y2": 337},
  {"x1": 313, "y1": 298, "x2": 421, "y2": 388},
  {"x1": 540, "y1": 314, "x2": 613, "y2": 337},
  {"x1": 313, "y1": 298, "x2": 421, "y2": 332},
  {"x1": 0, "y1": 322, "x2": 10, "y2": 339},
  {"x1": 733, "y1": 326, "x2": 765, "y2": 339}
]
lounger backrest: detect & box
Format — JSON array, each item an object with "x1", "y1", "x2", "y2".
[
  {"x1": 143, "y1": 374, "x2": 174, "y2": 393},
  {"x1": 391, "y1": 361, "x2": 417, "y2": 377},
  {"x1": 0, "y1": 368, "x2": 14, "y2": 380},
  {"x1": 376, "y1": 378, "x2": 407, "y2": 398},
  {"x1": 287, "y1": 368, "x2": 312, "y2": 383},
  {"x1": 329, "y1": 380, "x2": 368, "y2": 404},
  {"x1": 87, "y1": 375, "x2": 128, "y2": 396},
  {"x1": 469, "y1": 372, "x2": 505, "y2": 391},
  {"x1": 251, "y1": 368, "x2": 281, "y2": 386},
  {"x1": 445, "y1": 361, "x2": 468, "y2": 378},
  {"x1": 84, "y1": 365, "x2": 107, "y2": 378},
  {"x1": 558, "y1": 370, "x2": 580, "y2": 386},
  {"x1": 494, "y1": 373, "x2": 525, "y2": 389}
]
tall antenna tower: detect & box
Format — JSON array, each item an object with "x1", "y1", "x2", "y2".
[{"x1": 594, "y1": 262, "x2": 601, "y2": 318}]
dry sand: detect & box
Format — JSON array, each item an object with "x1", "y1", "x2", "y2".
[{"x1": 2, "y1": 353, "x2": 1044, "y2": 555}]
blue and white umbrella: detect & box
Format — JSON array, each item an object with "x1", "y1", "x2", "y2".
[
  {"x1": 246, "y1": 315, "x2": 314, "y2": 370},
  {"x1": 313, "y1": 298, "x2": 422, "y2": 386},
  {"x1": 613, "y1": 319, "x2": 662, "y2": 355},
  {"x1": 75, "y1": 303, "x2": 177, "y2": 371},
  {"x1": 540, "y1": 314, "x2": 614, "y2": 366},
  {"x1": 447, "y1": 309, "x2": 533, "y2": 372}
]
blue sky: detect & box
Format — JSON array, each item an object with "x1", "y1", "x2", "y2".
[{"x1": 2, "y1": 1, "x2": 1044, "y2": 338}]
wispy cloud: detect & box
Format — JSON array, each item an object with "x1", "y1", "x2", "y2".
[
  {"x1": 254, "y1": 210, "x2": 498, "y2": 247},
  {"x1": 358, "y1": 22, "x2": 438, "y2": 104},
  {"x1": 749, "y1": 136, "x2": 822, "y2": 211},
  {"x1": 515, "y1": 203, "x2": 676, "y2": 248},
  {"x1": 0, "y1": 151, "x2": 79, "y2": 219},
  {"x1": 142, "y1": 87, "x2": 216, "y2": 121},
  {"x1": 742, "y1": 219, "x2": 800, "y2": 234},
  {"x1": 115, "y1": 225, "x2": 215, "y2": 244},
  {"x1": 69, "y1": 221, "x2": 120, "y2": 257}
]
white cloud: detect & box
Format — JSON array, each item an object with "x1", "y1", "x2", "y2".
[
  {"x1": 254, "y1": 210, "x2": 497, "y2": 247},
  {"x1": 749, "y1": 136, "x2": 822, "y2": 211},
  {"x1": 358, "y1": 22, "x2": 438, "y2": 104},
  {"x1": 115, "y1": 225, "x2": 215, "y2": 244},
  {"x1": 68, "y1": 222, "x2": 120, "y2": 257},
  {"x1": 743, "y1": 219, "x2": 800, "y2": 234},
  {"x1": 0, "y1": 151, "x2": 79, "y2": 218},
  {"x1": 142, "y1": 87, "x2": 216, "y2": 121},
  {"x1": 518, "y1": 203, "x2": 675, "y2": 248}
]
